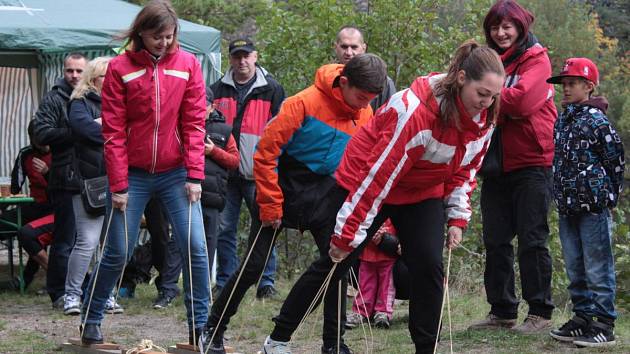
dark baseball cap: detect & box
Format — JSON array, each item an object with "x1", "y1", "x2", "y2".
[{"x1": 228, "y1": 38, "x2": 255, "y2": 55}]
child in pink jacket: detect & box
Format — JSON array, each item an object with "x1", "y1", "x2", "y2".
[{"x1": 347, "y1": 219, "x2": 400, "y2": 329}]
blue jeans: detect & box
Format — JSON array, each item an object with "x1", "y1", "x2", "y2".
[
  {"x1": 83, "y1": 168, "x2": 209, "y2": 329},
  {"x1": 559, "y1": 209, "x2": 617, "y2": 320},
  {"x1": 215, "y1": 176, "x2": 276, "y2": 289}
]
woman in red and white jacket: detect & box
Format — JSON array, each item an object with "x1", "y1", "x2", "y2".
[
  {"x1": 80, "y1": 0, "x2": 210, "y2": 347},
  {"x1": 264, "y1": 41, "x2": 505, "y2": 354}
]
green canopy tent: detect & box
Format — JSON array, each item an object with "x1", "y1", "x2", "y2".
[{"x1": 0, "y1": 0, "x2": 221, "y2": 177}]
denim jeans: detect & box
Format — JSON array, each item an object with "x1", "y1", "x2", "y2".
[
  {"x1": 82, "y1": 168, "x2": 209, "y2": 329},
  {"x1": 65, "y1": 195, "x2": 104, "y2": 298},
  {"x1": 559, "y1": 210, "x2": 617, "y2": 320},
  {"x1": 215, "y1": 176, "x2": 276, "y2": 290}
]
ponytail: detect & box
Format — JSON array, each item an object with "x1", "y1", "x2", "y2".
[{"x1": 434, "y1": 40, "x2": 505, "y2": 129}]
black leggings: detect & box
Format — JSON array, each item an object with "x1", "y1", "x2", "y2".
[
  {"x1": 208, "y1": 184, "x2": 348, "y2": 347},
  {"x1": 271, "y1": 196, "x2": 446, "y2": 354}
]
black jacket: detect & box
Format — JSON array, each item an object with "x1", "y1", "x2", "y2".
[
  {"x1": 68, "y1": 91, "x2": 105, "y2": 182},
  {"x1": 201, "y1": 110, "x2": 232, "y2": 210},
  {"x1": 32, "y1": 78, "x2": 79, "y2": 191}
]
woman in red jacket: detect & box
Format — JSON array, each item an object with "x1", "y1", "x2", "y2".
[
  {"x1": 262, "y1": 40, "x2": 505, "y2": 354},
  {"x1": 80, "y1": 0, "x2": 210, "y2": 347},
  {"x1": 470, "y1": 0, "x2": 557, "y2": 333}
]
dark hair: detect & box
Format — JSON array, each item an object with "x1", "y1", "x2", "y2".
[
  {"x1": 483, "y1": 0, "x2": 534, "y2": 52},
  {"x1": 433, "y1": 40, "x2": 505, "y2": 129},
  {"x1": 120, "y1": 0, "x2": 179, "y2": 52},
  {"x1": 64, "y1": 52, "x2": 86, "y2": 65},
  {"x1": 341, "y1": 53, "x2": 387, "y2": 94},
  {"x1": 336, "y1": 25, "x2": 365, "y2": 43},
  {"x1": 27, "y1": 120, "x2": 35, "y2": 138}
]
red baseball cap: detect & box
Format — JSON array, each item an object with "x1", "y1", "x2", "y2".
[{"x1": 547, "y1": 57, "x2": 599, "y2": 85}]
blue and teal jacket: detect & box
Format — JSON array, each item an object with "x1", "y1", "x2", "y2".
[{"x1": 253, "y1": 64, "x2": 373, "y2": 227}]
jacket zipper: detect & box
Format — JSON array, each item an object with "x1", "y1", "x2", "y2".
[{"x1": 151, "y1": 62, "x2": 160, "y2": 173}]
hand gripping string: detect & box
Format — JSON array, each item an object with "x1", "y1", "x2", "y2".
[
  {"x1": 80, "y1": 207, "x2": 114, "y2": 338},
  {"x1": 433, "y1": 248, "x2": 453, "y2": 354},
  {"x1": 205, "y1": 224, "x2": 266, "y2": 354}
]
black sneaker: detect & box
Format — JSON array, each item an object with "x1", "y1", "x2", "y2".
[
  {"x1": 153, "y1": 292, "x2": 175, "y2": 309},
  {"x1": 321, "y1": 342, "x2": 353, "y2": 354},
  {"x1": 198, "y1": 327, "x2": 225, "y2": 354},
  {"x1": 549, "y1": 315, "x2": 590, "y2": 342},
  {"x1": 256, "y1": 285, "x2": 277, "y2": 299},
  {"x1": 573, "y1": 320, "x2": 616, "y2": 348}
]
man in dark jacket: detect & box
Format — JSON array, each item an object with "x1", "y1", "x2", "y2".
[
  {"x1": 334, "y1": 25, "x2": 396, "y2": 111},
  {"x1": 210, "y1": 39, "x2": 285, "y2": 299},
  {"x1": 32, "y1": 52, "x2": 86, "y2": 308}
]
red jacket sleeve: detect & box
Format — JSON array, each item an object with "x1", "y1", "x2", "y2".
[
  {"x1": 500, "y1": 52, "x2": 554, "y2": 118},
  {"x1": 332, "y1": 92, "x2": 425, "y2": 251},
  {"x1": 178, "y1": 58, "x2": 206, "y2": 181},
  {"x1": 102, "y1": 61, "x2": 129, "y2": 192},
  {"x1": 443, "y1": 128, "x2": 492, "y2": 229},
  {"x1": 208, "y1": 135, "x2": 239, "y2": 170},
  {"x1": 253, "y1": 96, "x2": 305, "y2": 222}
]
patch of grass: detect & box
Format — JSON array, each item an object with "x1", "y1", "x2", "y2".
[{"x1": 0, "y1": 329, "x2": 58, "y2": 353}]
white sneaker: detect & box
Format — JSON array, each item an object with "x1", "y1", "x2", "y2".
[
  {"x1": 263, "y1": 336, "x2": 291, "y2": 354},
  {"x1": 63, "y1": 294, "x2": 81, "y2": 316},
  {"x1": 105, "y1": 296, "x2": 124, "y2": 314}
]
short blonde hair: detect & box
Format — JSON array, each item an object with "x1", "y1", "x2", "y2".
[{"x1": 70, "y1": 56, "x2": 112, "y2": 100}]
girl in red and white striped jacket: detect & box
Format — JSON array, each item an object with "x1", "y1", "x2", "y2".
[{"x1": 265, "y1": 40, "x2": 506, "y2": 354}]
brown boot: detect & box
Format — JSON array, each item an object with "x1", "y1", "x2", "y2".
[
  {"x1": 468, "y1": 314, "x2": 517, "y2": 330},
  {"x1": 512, "y1": 314, "x2": 552, "y2": 334}
]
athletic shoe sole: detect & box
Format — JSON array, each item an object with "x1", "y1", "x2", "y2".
[
  {"x1": 549, "y1": 332, "x2": 576, "y2": 342},
  {"x1": 574, "y1": 339, "x2": 616, "y2": 348},
  {"x1": 64, "y1": 308, "x2": 81, "y2": 316}
]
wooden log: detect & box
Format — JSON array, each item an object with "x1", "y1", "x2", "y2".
[
  {"x1": 62, "y1": 338, "x2": 121, "y2": 354},
  {"x1": 168, "y1": 343, "x2": 237, "y2": 354}
]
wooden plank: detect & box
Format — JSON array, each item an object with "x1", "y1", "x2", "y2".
[
  {"x1": 168, "y1": 343, "x2": 238, "y2": 354},
  {"x1": 62, "y1": 341, "x2": 120, "y2": 354}
]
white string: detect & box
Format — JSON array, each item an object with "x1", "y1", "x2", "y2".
[
  {"x1": 205, "y1": 224, "x2": 265, "y2": 354},
  {"x1": 349, "y1": 267, "x2": 373, "y2": 353},
  {"x1": 198, "y1": 202, "x2": 213, "y2": 307},
  {"x1": 337, "y1": 279, "x2": 341, "y2": 354},
  {"x1": 80, "y1": 207, "x2": 114, "y2": 338},
  {"x1": 187, "y1": 201, "x2": 197, "y2": 348},
  {"x1": 104, "y1": 210, "x2": 129, "y2": 337},
  {"x1": 293, "y1": 263, "x2": 338, "y2": 337},
  {"x1": 124, "y1": 339, "x2": 167, "y2": 353},
  {"x1": 433, "y1": 248, "x2": 453, "y2": 354},
  {"x1": 253, "y1": 228, "x2": 280, "y2": 297}
]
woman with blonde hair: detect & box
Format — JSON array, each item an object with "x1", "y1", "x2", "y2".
[{"x1": 63, "y1": 56, "x2": 117, "y2": 316}]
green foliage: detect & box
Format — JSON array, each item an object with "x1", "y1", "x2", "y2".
[
  {"x1": 255, "y1": 0, "x2": 491, "y2": 95},
  {"x1": 160, "y1": 0, "x2": 630, "y2": 313}
]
